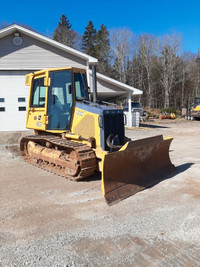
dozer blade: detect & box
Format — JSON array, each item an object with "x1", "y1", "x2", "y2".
[{"x1": 102, "y1": 135, "x2": 175, "y2": 205}]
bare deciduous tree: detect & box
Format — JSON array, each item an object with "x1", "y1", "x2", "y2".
[
  {"x1": 110, "y1": 28, "x2": 133, "y2": 83},
  {"x1": 155, "y1": 33, "x2": 182, "y2": 108},
  {"x1": 138, "y1": 34, "x2": 157, "y2": 108}
]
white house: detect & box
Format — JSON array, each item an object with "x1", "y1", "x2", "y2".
[{"x1": 0, "y1": 24, "x2": 142, "y2": 131}]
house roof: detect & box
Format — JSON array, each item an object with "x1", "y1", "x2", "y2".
[
  {"x1": 0, "y1": 24, "x2": 98, "y2": 64},
  {"x1": 97, "y1": 72, "x2": 143, "y2": 95},
  {"x1": 89, "y1": 70, "x2": 143, "y2": 96},
  {"x1": 0, "y1": 24, "x2": 143, "y2": 97}
]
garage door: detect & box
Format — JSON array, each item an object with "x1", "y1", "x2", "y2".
[{"x1": 0, "y1": 70, "x2": 34, "y2": 131}]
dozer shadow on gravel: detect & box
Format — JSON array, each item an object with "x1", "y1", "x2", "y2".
[{"x1": 20, "y1": 67, "x2": 175, "y2": 205}]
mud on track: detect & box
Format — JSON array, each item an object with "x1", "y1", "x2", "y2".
[{"x1": 0, "y1": 120, "x2": 200, "y2": 266}]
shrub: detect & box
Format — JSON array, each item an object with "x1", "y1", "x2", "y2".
[
  {"x1": 160, "y1": 107, "x2": 178, "y2": 114},
  {"x1": 147, "y1": 111, "x2": 155, "y2": 117}
]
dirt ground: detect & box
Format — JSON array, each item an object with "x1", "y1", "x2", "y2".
[{"x1": 0, "y1": 119, "x2": 200, "y2": 266}]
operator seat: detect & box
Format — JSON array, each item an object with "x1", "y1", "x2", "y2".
[{"x1": 50, "y1": 95, "x2": 62, "y2": 129}]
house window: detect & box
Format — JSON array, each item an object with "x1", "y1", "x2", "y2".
[
  {"x1": 18, "y1": 106, "x2": 26, "y2": 111},
  {"x1": 0, "y1": 98, "x2": 5, "y2": 102},
  {"x1": 0, "y1": 107, "x2": 5, "y2": 112},
  {"x1": 18, "y1": 97, "x2": 26, "y2": 102}
]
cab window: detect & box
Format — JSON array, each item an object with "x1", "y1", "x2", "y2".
[
  {"x1": 31, "y1": 78, "x2": 46, "y2": 107},
  {"x1": 74, "y1": 72, "x2": 88, "y2": 100},
  {"x1": 47, "y1": 69, "x2": 73, "y2": 130}
]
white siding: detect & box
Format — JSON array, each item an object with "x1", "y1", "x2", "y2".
[
  {"x1": 0, "y1": 34, "x2": 87, "y2": 69},
  {"x1": 0, "y1": 32, "x2": 88, "y2": 131},
  {"x1": 0, "y1": 71, "x2": 31, "y2": 131}
]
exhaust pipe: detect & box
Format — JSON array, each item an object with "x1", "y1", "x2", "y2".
[{"x1": 92, "y1": 64, "x2": 97, "y2": 103}]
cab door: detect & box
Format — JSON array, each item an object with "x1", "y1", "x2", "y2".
[
  {"x1": 26, "y1": 76, "x2": 48, "y2": 131},
  {"x1": 46, "y1": 69, "x2": 73, "y2": 131}
]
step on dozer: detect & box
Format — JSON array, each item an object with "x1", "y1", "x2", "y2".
[{"x1": 102, "y1": 135, "x2": 175, "y2": 205}]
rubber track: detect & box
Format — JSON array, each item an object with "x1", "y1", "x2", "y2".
[{"x1": 20, "y1": 135, "x2": 97, "y2": 181}]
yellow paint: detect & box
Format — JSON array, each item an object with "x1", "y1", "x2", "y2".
[
  {"x1": 119, "y1": 141, "x2": 128, "y2": 151},
  {"x1": 170, "y1": 113, "x2": 176, "y2": 119},
  {"x1": 25, "y1": 67, "x2": 87, "y2": 133},
  {"x1": 93, "y1": 146, "x2": 106, "y2": 159},
  {"x1": 65, "y1": 133, "x2": 81, "y2": 139},
  {"x1": 26, "y1": 71, "x2": 49, "y2": 131},
  {"x1": 26, "y1": 108, "x2": 47, "y2": 131},
  {"x1": 25, "y1": 67, "x2": 104, "y2": 183},
  {"x1": 71, "y1": 106, "x2": 101, "y2": 148},
  {"x1": 25, "y1": 73, "x2": 34, "y2": 86},
  {"x1": 193, "y1": 105, "x2": 200, "y2": 111},
  {"x1": 165, "y1": 137, "x2": 173, "y2": 140}
]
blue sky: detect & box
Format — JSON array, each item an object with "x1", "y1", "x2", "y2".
[{"x1": 0, "y1": 0, "x2": 200, "y2": 53}]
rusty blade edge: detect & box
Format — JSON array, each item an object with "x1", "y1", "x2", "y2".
[{"x1": 104, "y1": 164, "x2": 176, "y2": 206}]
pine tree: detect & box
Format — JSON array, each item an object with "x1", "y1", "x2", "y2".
[
  {"x1": 59, "y1": 14, "x2": 71, "y2": 29},
  {"x1": 53, "y1": 14, "x2": 77, "y2": 48},
  {"x1": 96, "y1": 24, "x2": 111, "y2": 74},
  {"x1": 82, "y1": 21, "x2": 97, "y2": 57}
]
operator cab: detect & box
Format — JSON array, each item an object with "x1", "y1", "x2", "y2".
[
  {"x1": 27, "y1": 68, "x2": 89, "y2": 131},
  {"x1": 47, "y1": 69, "x2": 88, "y2": 130}
]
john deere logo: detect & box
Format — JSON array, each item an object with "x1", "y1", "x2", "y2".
[{"x1": 77, "y1": 110, "x2": 83, "y2": 116}]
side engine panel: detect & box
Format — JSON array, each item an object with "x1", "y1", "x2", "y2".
[{"x1": 71, "y1": 102, "x2": 125, "y2": 152}]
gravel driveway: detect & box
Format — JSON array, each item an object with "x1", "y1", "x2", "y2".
[{"x1": 0, "y1": 120, "x2": 199, "y2": 266}]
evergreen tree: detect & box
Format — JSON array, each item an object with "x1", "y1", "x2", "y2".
[
  {"x1": 82, "y1": 21, "x2": 97, "y2": 57},
  {"x1": 96, "y1": 24, "x2": 111, "y2": 74},
  {"x1": 59, "y1": 14, "x2": 71, "y2": 29},
  {"x1": 53, "y1": 14, "x2": 77, "y2": 48}
]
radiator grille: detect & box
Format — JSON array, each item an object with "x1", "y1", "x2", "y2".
[{"x1": 103, "y1": 112, "x2": 124, "y2": 151}]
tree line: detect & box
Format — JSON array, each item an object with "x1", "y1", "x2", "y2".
[
  {"x1": 53, "y1": 14, "x2": 200, "y2": 110},
  {"x1": 1, "y1": 16, "x2": 199, "y2": 110}
]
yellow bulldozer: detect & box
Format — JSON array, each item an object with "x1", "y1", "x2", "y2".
[
  {"x1": 20, "y1": 67, "x2": 175, "y2": 205},
  {"x1": 186, "y1": 97, "x2": 200, "y2": 120}
]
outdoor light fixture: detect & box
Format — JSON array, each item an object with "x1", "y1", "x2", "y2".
[{"x1": 13, "y1": 32, "x2": 22, "y2": 46}]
